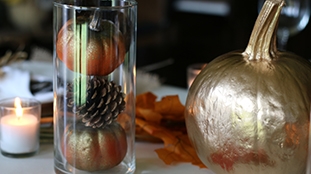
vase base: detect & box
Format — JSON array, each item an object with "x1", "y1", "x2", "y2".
[{"x1": 54, "y1": 158, "x2": 135, "y2": 174}]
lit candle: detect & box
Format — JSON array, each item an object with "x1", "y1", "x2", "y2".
[{"x1": 0, "y1": 97, "x2": 40, "y2": 154}]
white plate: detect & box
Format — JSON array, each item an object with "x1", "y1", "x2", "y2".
[
  {"x1": 152, "y1": 85, "x2": 188, "y2": 104},
  {"x1": 10, "y1": 60, "x2": 53, "y2": 81},
  {"x1": 8, "y1": 60, "x2": 54, "y2": 104}
]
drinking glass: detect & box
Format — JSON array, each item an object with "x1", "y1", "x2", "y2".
[{"x1": 258, "y1": 0, "x2": 310, "y2": 50}]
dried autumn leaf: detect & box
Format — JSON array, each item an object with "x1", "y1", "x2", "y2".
[
  {"x1": 155, "y1": 137, "x2": 206, "y2": 168},
  {"x1": 159, "y1": 120, "x2": 187, "y2": 136},
  {"x1": 136, "y1": 108, "x2": 162, "y2": 124},
  {"x1": 136, "y1": 92, "x2": 157, "y2": 109},
  {"x1": 134, "y1": 92, "x2": 205, "y2": 168},
  {"x1": 136, "y1": 118, "x2": 206, "y2": 168},
  {"x1": 154, "y1": 95, "x2": 185, "y2": 115},
  {"x1": 136, "y1": 118, "x2": 182, "y2": 142},
  {"x1": 161, "y1": 114, "x2": 184, "y2": 121}
]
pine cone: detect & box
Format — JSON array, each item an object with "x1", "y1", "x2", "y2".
[{"x1": 66, "y1": 77, "x2": 126, "y2": 128}]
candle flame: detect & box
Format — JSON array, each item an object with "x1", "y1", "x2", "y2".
[{"x1": 14, "y1": 97, "x2": 23, "y2": 118}]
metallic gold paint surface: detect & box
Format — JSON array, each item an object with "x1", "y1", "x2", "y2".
[
  {"x1": 62, "y1": 122, "x2": 127, "y2": 172},
  {"x1": 185, "y1": 0, "x2": 311, "y2": 174}
]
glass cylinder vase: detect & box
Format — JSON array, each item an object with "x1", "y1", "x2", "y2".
[{"x1": 53, "y1": 1, "x2": 137, "y2": 173}]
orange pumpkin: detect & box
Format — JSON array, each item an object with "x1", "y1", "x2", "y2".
[
  {"x1": 62, "y1": 122, "x2": 127, "y2": 171},
  {"x1": 56, "y1": 16, "x2": 126, "y2": 76}
]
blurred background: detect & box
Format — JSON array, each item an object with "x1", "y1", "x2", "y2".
[{"x1": 0, "y1": 0, "x2": 310, "y2": 88}]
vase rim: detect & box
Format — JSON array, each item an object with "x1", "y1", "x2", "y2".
[{"x1": 53, "y1": 0, "x2": 137, "y2": 10}]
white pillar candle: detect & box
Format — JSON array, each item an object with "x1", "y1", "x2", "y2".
[
  {"x1": 1, "y1": 114, "x2": 39, "y2": 154},
  {"x1": 0, "y1": 98, "x2": 40, "y2": 154}
]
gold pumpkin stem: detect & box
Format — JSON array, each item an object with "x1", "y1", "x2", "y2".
[{"x1": 244, "y1": 0, "x2": 285, "y2": 61}]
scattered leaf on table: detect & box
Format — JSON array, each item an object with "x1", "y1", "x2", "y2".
[
  {"x1": 134, "y1": 92, "x2": 207, "y2": 168},
  {"x1": 136, "y1": 92, "x2": 157, "y2": 109},
  {"x1": 136, "y1": 108, "x2": 162, "y2": 124},
  {"x1": 154, "y1": 95, "x2": 185, "y2": 116},
  {"x1": 136, "y1": 118, "x2": 206, "y2": 168},
  {"x1": 162, "y1": 114, "x2": 185, "y2": 121}
]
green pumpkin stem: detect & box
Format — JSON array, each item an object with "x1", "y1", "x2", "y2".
[{"x1": 245, "y1": 0, "x2": 285, "y2": 61}]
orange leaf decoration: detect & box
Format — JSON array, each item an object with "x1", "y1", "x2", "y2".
[
  {"x1": 135, "y1": 92, "x2": 207, "y2": 169},
  {"x1": 136, "y1": 108, "x2": 162, "y2": 124},
  {"x1": 154, "y1": 95, "x2": 185, "y2": 116},
  {"x1": 136, "y1": 92, "x2": 157, "y2": 109},
  {"x1": 136, "y1": 118, "x2": 205, "y2": 168}
]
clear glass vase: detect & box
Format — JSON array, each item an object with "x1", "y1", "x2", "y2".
[{"x1": 53, "y1": 1, "x2": 137, "y2": 173}]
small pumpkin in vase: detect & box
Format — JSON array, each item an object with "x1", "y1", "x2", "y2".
[
  {"x1": 185, "y1": 0, "x2": 311, "y2": 174},
  {"x1": 56, "y1": 15, "x2": 126, "y2": 76},
  {"x1": 61, "y1": 76, "x2": 127, "y2": 172},
  {"x1": 62, "y1": 122, "x2": 127, "y2": 171}
]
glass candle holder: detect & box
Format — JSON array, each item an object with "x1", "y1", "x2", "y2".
[
  {"x1": 53, "y1": 0, "x2": 137, "y2": 173},
  {"x1": 187, "y1": 63, "x2": 207, "y2": 88},
  {"x1": 0, "y1": 97, "x2": 41, "y2": 158}
]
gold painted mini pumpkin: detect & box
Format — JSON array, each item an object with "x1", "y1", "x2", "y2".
[
  {"x1": 185, "y1": 0, "x2": 311, "y2": 174},
  {"x1": 61, "y1": 122, "x2": 127, "y2": 171},
  {"x1": 56, "y1": 16, "x2": 126, "y2": 76}
]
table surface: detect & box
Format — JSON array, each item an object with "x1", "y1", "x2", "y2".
[
  {"x1": 0, "y1": 85, "x2": 216, "y2": 174},
  {"x1": 0, "y1": 142, "x2": 216, "y2": 174}
]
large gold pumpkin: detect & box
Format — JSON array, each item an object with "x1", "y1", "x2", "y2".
[{"x1": 185, "y1": 0, "x2": 311, "y2": 174}]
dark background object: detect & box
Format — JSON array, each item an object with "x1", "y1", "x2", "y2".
[{"x1": 0, "y1": 0, "x2": 310, "y2": 88}]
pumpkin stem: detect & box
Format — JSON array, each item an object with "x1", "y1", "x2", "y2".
[
  {"x1": 89, "y1": 9, "x2": 102, "y2": 31},
  {"x1": 245, "y1": 0, "x2": 284, "y2": 61}
]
